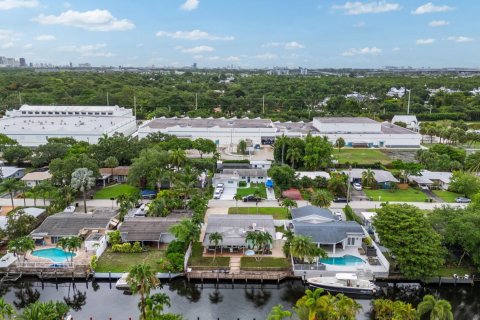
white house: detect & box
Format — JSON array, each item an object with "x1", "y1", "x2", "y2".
[
  {"x1": 21, "y1": 171, "x2": 52, "y2": 187},
  {"x1": 296, "y1": 171, "x2": 330, "y2": 180},
  {"x1": 409, "y1": 170, "x2": 452, "y2": 190},
  {"x1": 391, "y1": 115, "x2": 419, "y2": 132},
  {"x1": 250, "y1": 160, "x2": 272, "y2": 170},
  {"x1": 0, "y1": 166, "x2": 25, "y2": 179},
  {"x1": 0, "y1": 105, "x2": 137, "y2": 146},
  {"x1": 386, "y1": 87, "x2": 406, "y2": 98},
  {"x1": 222, "y1": 168, "x2": 267, "y2": 184}
]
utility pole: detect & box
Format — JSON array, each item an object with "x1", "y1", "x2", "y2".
[
  {"x1": 18, "y1": 92, "x2": 22, "y2": 105},
  {"x1": 262, "y1": 95, "x2": 265, "y2": 114},
  {"x1": 107, "y1": 92, "x2": 110, "y2": 106},
  {"x1": 407, "y1": 89, "x2": 411, "y2": 115},
  {"x1": 195, "y1": 93, "x2": 198, "y2": 110}
]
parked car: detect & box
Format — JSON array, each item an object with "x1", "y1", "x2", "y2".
[
  {"x1": 213, "y1": 191, "x2": 222, "y2": 199},
  {"x1": 243, "y1": 194, "x2": 262, "y2": 202},
  {"x1": 352, "y1": 183, "x2": 362, "y2": 191},
  {"x1": 420, "y1": 185, "x2": 429, "y2": 191},
  {"x1": 215, "y1": 187, "x2": 223, "y2": 194},
  {"x1": 455, "y1": 197, "x2": 471, "y2": 203},
  {"x1": 333, "y1": 197, "x2": 348, "y2": 203},
  {"x1": 254, "y1": 144, "x2": 261, "y2": 149},
  {"x1": 216, "y1": 183, "x2": 224, "y2": 190}
]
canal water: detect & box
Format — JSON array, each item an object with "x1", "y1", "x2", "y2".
[{"x1": 0, "y1": 278, "x2": 479, "y2": 319}]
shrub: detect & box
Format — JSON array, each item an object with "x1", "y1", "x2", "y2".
[
  {"x1": 166, "y1": 253, "x2": 184, "y2": 272},
  {"x1": 131, "y1": 242, "x2": 142, "y2": 253},
  {"x1": 344, "y1": 205, "x2": 363, "y2": 225},
  {"x1": 112, "y1": 242, "x2": 132, "y2": 253},
  {"x1": 363, "y1": 236, "x2": 373, "y2": 246},
  {"x1": 108, "y1": 230, "x2": 122, "y2": 245},
  {"x1": 90, "y1": 255, "x2": 98, "y2": 270},
  {"x1": 238, "y1": 181, "x2": 247, "y2": 187},
  {"x1": 166, "y1": 240, "x2": 187, "y2": 255}
]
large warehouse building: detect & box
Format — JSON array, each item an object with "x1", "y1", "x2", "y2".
[
  {"x1": 139, "y1": 116, "x2": 421, "y2": 148},
  {"x1": 1, "y1": 105, "x2": 137, "y2": 146}
]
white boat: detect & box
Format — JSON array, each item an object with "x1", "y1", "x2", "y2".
[
  {"x1": 307, "y1": 273, "x2": 377, "y2": 296},
  {"x1": 115, "y1": 273, "x2": 130, "y2": 290}
]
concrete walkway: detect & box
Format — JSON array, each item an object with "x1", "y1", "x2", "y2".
[{"x1": 229, "y1": 256, "x2": 241, "y2": 274}]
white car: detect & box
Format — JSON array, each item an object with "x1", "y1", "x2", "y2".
[
  {"x1": 213, "y1": 191, "x2": 222, "y2": 199},
  {"x1": 215, "y1": 187, "x2": 223, "y2": 194},
  {"x1": 352, "y1": 183, "x2": 362, "y2": 191},
  {"x1": 216, "y1": 183, "x2": 225, "y2": 190},
  {"x1": 420, "y1": 185, "x2": 429, "y2": 191}
]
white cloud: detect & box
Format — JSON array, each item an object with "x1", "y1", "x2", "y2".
[
  {"x1": 392, "y1": 47, "x2": 400, "y2": 51},
  {"x1": 428, "y1": 20, "x2": 450, "y2": 27},
  {"x1": 57, "y1": 43, "x2": 115, "y2": 56},
  {"x1": 412, "y1": 2, "x2": 454, "y2": 14},
  {"x1": 33, "y1": 9, "x2": 135, "y2": 31},
  {"x1": 353, "y1": 21, "x2": 366, "y2": 27},
  {"x1": 416, "y1": 38, "x2": 436, "y2": 45},
  {"x1": 255, "y1": 53, "x2": 278, "y2": 60},
  {"x1": 224, "y1": 56, "x2": 240, "y2": 62},
  {"x1": 24, "y1": 43, "x2": 33, "y2": 49},
  {"x1": 35, "y1": 34, "x2": 56, "y2": 41},
  {"x1": 156, "y1": 29, "x2": 234, "y2": 41},
  {"x1": 0, "y1": 0, "x2": 38, "y2": 10},
  {"x1": 262, "y1": 41, "x2": 304, "y2": 49},
  {"x1": 332, "y1": 1, "x2": 401, "y2": 15},
  {"x1": 2, "y1": 42, "x2": 14, "y2": 48},
  {"x1": 180, "y1": 0, "x2": 199, "y2": 11},
  {"x1": 447, "y1": 36, "x2": 474, "y2": 43},
  {"x1": 341, "y1": 47, "x2": 382, "y2": 56},
  {"x1": 176, "y1": 45, "x2": 214, "y2": 53}
]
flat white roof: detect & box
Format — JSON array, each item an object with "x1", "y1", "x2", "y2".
[{"x1": 0, "y1": 166, "x2": 23, "y2": 178}]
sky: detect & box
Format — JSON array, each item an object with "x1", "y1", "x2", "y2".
[{"x1": 0, "y1": 0, "x2": 478, "y2": 68}]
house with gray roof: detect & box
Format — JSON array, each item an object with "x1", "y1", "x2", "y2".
[
  {"x1": 291, "y1": 207, "x2": 364, "y2": 254},
  {"x1": 203, "y1": 215, "x2": 275, "y2": 253},
  {"x1": 118, "y1": 217, "x2": 181, "y2": 247},
  {"x1": 30, "y1": 208, "x2": 118, "y2": 245},
  {"x1": 343, "y1": 168, "x2": 399, "y2": 189}
]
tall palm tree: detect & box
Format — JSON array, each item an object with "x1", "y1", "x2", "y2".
[
  {"x1": 267, "y1": 304, "x2": 292, "y2": 320},
  {"x1": 233, "y1": 193, "x2": 242, "y2": 213},
  {"x1": 145, "y1": 293, "x2": 171, "y2": 319},
  {"x1": 0, "y1": 298, "x2": 15, "y2": 319},
  {"x1": 0, "y1": 178, "x2": 23, "y2": 208},
  {"x1": 169, "y1": 149, "x2": 187, "y2": 169},
  {"x1": 208, "y1": 232, "x2": 223, "y2": 261},
  {"x1": 361, "y1": 169, "x2": 376, "y2": 188},
  {"x1": 19, "y1": 181, "x2": 29, "y2": 207},
  {"x1": 334, "y1": 293, "x2": 362, "y2": 319},
  {"x1": 310, "y1": 190, "x2": 332, "y2": 208},
  {"x1": 275, "y1": 135, "x2": 288, "y2": 165},
  {"x1": 127, "y1": 263, "x2": 160, "y2": 320},
  {"x1": 281, "y1": 198, "x2": 297, "y2": 219},
  {"x1": 70, "y1": 168, "x2": 96, "y2": 213},
  {"x1": 66, "y1": 236, "x2": 82, "y2": 265},
  {"x1": 56, "y1": 237, "x2": 70, "y2": 262},
  {"x1": 17, "y1": 301, "x2": 69, "y2": 320},
  {"x1": 286, "y1": 147, "x2": 302, "y2": 169},
  {"x1": 290, "y1": 235, "x2": 326, "y2": 264},
  {"x1": 245, "y1": 231, "x2": 258, "y2": 251},
  {"x1": 36, "y1": 180, "x2": 53, "y2": 206},
  {"x1": 8, "y1": 236, "x2": 35, "y2": 265},
  {"x1": 417, "y1": 294, "x2": 454, "y2": 320},
  {"x1": 304, "y1": 288, "x2": 325, "y2": 320}
]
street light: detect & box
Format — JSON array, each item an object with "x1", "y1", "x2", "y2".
[{"x1": 346, "y1": 166, "x2": 352, "y2": 205}]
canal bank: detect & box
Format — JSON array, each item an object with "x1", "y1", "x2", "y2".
[{"x1": 0, "y1": 277, "x2": 479, "y2": 319}]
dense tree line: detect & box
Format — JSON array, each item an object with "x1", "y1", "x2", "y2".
[{"x1": 2, "y1": 70, "x2": 480, "y2": 121}]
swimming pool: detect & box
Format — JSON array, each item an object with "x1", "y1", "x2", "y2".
[
  {"x1": 31, "y1": 248, "x2": 76, "y2": 263},
  {"x1": 320, "y1": 255, "x2": 365, "y2": 266}
]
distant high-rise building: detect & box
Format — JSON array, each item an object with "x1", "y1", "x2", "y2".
[
  {"x1": 192, "y1": 62, "x2": 197, "y2": 69},
  {"x1": 69, "y1": 62, "x2": 73, "y2": 68},
  {"x1": 19, "y1": 58, "x2": 26, "y2": 67}
]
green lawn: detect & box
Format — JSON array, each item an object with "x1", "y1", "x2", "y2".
[
  {"x1": 437, "y1": 265, "x2": 476, "y2": 277},
  {"x1": 235, "y1": 184, "x2": 267, "y2": 198},
  {"x1": 433, "y1": 190, "x2": 462, "y2": 203},
  {"x1": 95, "y1": 249, "x2": 166, "y2": 272},
  {"x1": 93, "y1": 184, "x2": 139, "y2": 199},
  {"x1": 188, "y1": 242, "x2": 230, "y2": 268},
  {"x1": 241, "y1": 257, "x2": 290, "y2": 269},
  {"x1": 333, "y1": 148, "x2": 391, "y2": 165},
  {"x1": 364, "y1": 188, "x2": 428, "y2": 202},
  {"x1": 228, "y1": 207, "x2": 289, "y2": 219}
]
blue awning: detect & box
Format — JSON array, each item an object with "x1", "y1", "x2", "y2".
[{"x1": 265, "y1": 179, "x2": 273, "y2": 188}]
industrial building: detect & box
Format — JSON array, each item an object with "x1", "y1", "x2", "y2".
[
  {"x1": 139, "y1": 116, "x2": 421, "y2": 149},
  {"x1": 1, "y1": 105, "x2": 137, "y2": 146}
]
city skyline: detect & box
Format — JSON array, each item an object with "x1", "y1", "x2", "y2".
[{"x1": 0, "y1": 0, "x2": 478, "y2": 68}]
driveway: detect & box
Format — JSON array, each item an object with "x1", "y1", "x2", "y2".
[{"x1": 219, "y1": 187, "x2": 237, "y2": 200}]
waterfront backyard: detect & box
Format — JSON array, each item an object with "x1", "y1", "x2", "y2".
[{"x1": 95, "y1": 249, "x2": 165, "y2": 272}]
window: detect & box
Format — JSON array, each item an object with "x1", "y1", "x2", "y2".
[
  {"x1": 88, "y1": 112, "x2": 93, "y2": 115},
  {"x1": 54, "y1": 112, "x2": 59, "y2": 115},
  {"x1": 41, "y1": 112, "x2": 46, "y2": 115},
  {"x1": 95, "y1": 112, "x2": 99, "y2": 115},
  {"x1": 61, "y1": 112, "x2": 66, "y2": 115},
  {"x1": 347, "y1": 237, "x2": 355, "y2": 246},
  {"x1": 48, "y1": 112, "x2": 53, "y2": 115},
  {"x1": 35, "y1": 112, "x2": 39, "y2": 114},
  {"x1": 68, "y1": 112, "x2": 73, "y2": 115},
  {"x1": 101, "y1": 112, "x2": 106, "y2": 115},
  {"x1": 258, "y1": 177, "x2": 263, "y2": 179},
  {"x1": 22, "y1": 111, "x2": 26, "y2": 114},
  {"x1": 75, "y1": 112, "x2": 80, "y2": 115},
  {"x1": 108, "y1": 112, "x2": 113, "y2": 115},
  {"x1": 81, "y1": 112, "x2": 86, "y2": 115}
]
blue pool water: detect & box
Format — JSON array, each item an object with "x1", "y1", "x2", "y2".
[
  {"x1": 31, "y1": 248, "x2": 76, "y2": 263},
  {"x1": 320, "y1": 255, "x2": 365, "y2": 266}
]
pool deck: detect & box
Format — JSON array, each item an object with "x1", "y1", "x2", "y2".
[{"x1": 21, "y1": 245, "x2": 92, "y2": 268}]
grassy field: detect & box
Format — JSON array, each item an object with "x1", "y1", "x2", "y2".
[
  {"x1": 235, "y1": 184, "x2": 267, "y2": 198},
  {"x1": 433, "y1": 190, "x2": 462, "y2": 203},
  {"x1": 333, "y1": 149, "x2": 391, "y2": 165},
  {"x1": 364, "y1": 188, "x2": 428, "y2": 202},
  {"x1": 240, "y1": 257, "x2": 290, "y2": 269},
  {"x1": 228, "y1": 207, "x2": 289, "y2": 219},
  {"x1": 95, "y1": 249, "x2": 165, "y2": 272},
  {"x1": 93, "y1": 184, "x2": 139, "y2": 199},
  {"x1": 188, "y1": 242, "x2": 230, "y2": 268},
  {"x1": 437, "y1": 265, "x2": 476, "y2": 277}
]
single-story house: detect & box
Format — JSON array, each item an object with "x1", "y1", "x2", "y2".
[
  {"x1": 216, "y1": 160, "x2": 272, "y2": 172},
  {"x1": 409, "y1": 170, "x2": 452, "y2": 190},
  {"x1": 212, "y1": 173, "x2": 240, "y2": 188},
  {"x1": 30, "y1": 208, "x2": 118, "y2": 245},
  {"x1": 343, "y1": 169, "x2": 399, "y2": 189},
  {"x1": 119, "y1": 217, "x2": 182, "y2": 247},
  {"x1": 203, "y1": 215, "x2": 275, "y2": 253},
  {"x1": 0, "y1": 166, "x2": 25, "y2": 180},
  {"x1": 0, "y1": 207, "x2": 47, "y2": 231},
  {"x1": 296, "y1": 171, "x2": 330, "y2": 181},
  {"x1": 222, "y1": 168, "x2": 267, "y2": 184},
  {"x1": 21, "y1": 171, "x2": 52, "y2": 187},
  {"x1": 250, "y1": 160, "x2": 272, "y2": 170},
  {"x1": 292, "y1": 207, "x2": 364, "y2": 254},
  {"x1": 98, "y1": 166, "x2": 130, "y2": 185}
]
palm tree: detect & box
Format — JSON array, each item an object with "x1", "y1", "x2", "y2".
[
  {"x1": 116, "y1": 192, "x2": 140, "y2": 221},
  {"x1": 169, "y1": 149, "x2": 187, "y2": 169},
  {"x1": 281, "y1": 198, "x2": 297, "y2": 218},
  {"x1": 361, "y1": 169, "x2": 376, "y2": 188},
  {"x1": 66, "y1": 236, "x2": 82, "y2": 264},
  {"x1": 233, "y1": 193, "x2": 242, "y2": 213},
  {"x1": 335, "y1": 137, "x2": 346, "y2": 152},
  {"x1": 169, "y1": 219, "x2": 201, "y2": 245},
  {"x1": 286, "y1": 147, "x2": 302, "y2": 169},
  {"x1": 36, "y1": 180, "x2": 53, "y2": 206},
  {"x1": 19, "y1": 181, "x2": 29, "y2": 207},
  {"x1": 304, "y1": 288, "x2": 325, "y2": 320},
  {"x1": 127, "y1": 263, "x2": 160, "y2": 320},
  {"x1": 290, "y1": 235, "x2": 326, "y2": 264},
  {"x1": 0, "y1": 298, "x2": 15, "y2": 319},
  {"x1": 17, "y1": 301, "x2": 69, "y2": 320},
  {"x1": 0, "y1": 178, "x2": 24, "y2": 208},
  {"x1": 8, "y1": 236, "x2": 35, "y2": 265},
  {"x1": 334, "y1": 293, "x2": 362, "y2": 319},
  {"x1": 310, "y1": 190, "x2": 332, "y2": 208},
  {"x1": 208, "y1": 232, "x2": 223, "y2": 261},
  {"x1": 103, "y1": 156, "x2": 119, "y2": 182},
  {"x1": 267, "y1": 304, "x2": 292, "y2": 320},
  {"x1": 417, "y1": 294, "x2": 454, "y2": 320},
  {"x1": 70, "y1": 168, "x2": 96, "y2": 213},
  {"x1": 145, "y1": 293, "x2": 171, "y2": 319},
  {"x1": 56, "y1": 237, "x2": 70, "y2": 262},
  {"x1": 275, "y1": 135, "x2": 288, "y2": 165},
  {"x1": 245, "y1": 231, "x2": 258, "y2": 251},
  {"x1": 259, "y1": 231, "x2": 273, "y2": 255}
]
